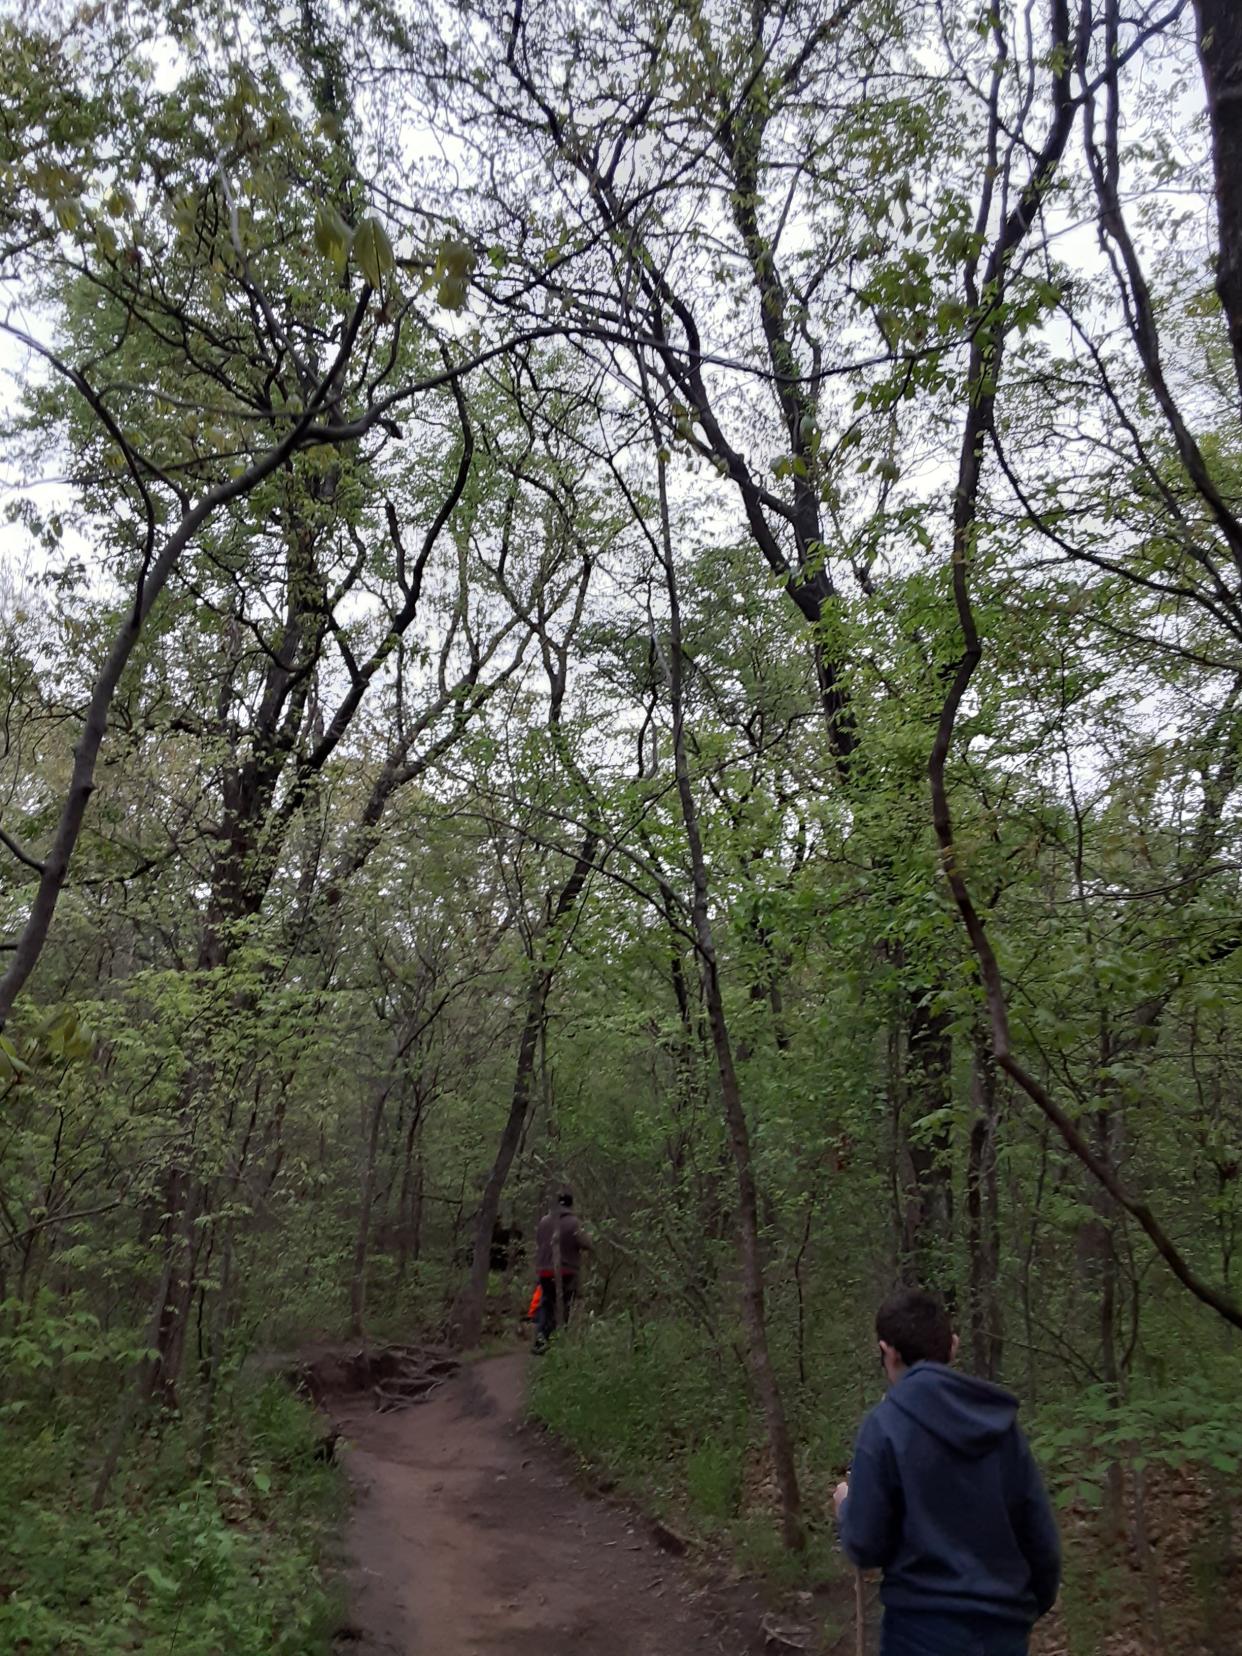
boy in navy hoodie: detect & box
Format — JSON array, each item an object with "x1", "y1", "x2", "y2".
[{"x1": 834, "y1": 1288, "x2": 1061, "y2": 1656}]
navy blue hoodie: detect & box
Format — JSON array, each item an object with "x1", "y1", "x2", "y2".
[{"x1": 838, "y1": 1363, "x2": 1061, "y2": 1625}]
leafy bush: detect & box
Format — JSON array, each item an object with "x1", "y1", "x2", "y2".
[
  {"x1": 1031, "y1": 1367, "x2": 1242, "y2": 1509},
  {"x1": 0, "y1": 1365, "x2": 343, "y2": 1656}
]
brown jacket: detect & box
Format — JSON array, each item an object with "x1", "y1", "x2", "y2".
[{"x1": 535, "y1": 1209, "x2": 586, "y2": 1276}]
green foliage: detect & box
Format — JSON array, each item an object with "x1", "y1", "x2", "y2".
[
  {"x1": 730, "y1": 1511, "x2": 843, "y2": 1593},
  {"x1": 0, "y1": 1356, "x2": 342, "y2": 1656},
  {"x1": 685, "y1": 1437, "x2": 744, "y2": 1522},
  {"x1": 1033, "y1": 1366, "x2": 1242, "y2": 1509},
  {"x1": 2, "y1": 0, "x2": 1242, "y2": 1648},
  {"x1": 529, "y1": 1317, "x2": 748, "y2": 1516},
  {"x1": 530, "y1": 1316, "x2": 851, "y2": 1587},
  {"x1": 353, "y1": 214, "x2": 394, "y2": 290}
]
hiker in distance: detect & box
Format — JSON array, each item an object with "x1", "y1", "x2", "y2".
[
  {"x1": 532, "y1": 1189, "x2": 591, "y2": 1354},
  {"x1": 834, "y1": 1288, "x2": 1061, "y2": 1656}
]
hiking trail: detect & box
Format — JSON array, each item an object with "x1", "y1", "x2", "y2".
[{"x1": 328, "y1": 1349, "x2": 825, "y2": 1656}]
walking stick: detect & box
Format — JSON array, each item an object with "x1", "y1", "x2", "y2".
[
  {"x1": 836, "y1": 1469, "x2": 865, "y2": 1656},
  {"x1": 854, "y1": 1568, "x2": 865, "y2": 1656}
]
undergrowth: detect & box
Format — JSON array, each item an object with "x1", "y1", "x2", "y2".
[
  {"x1": 527, "y1": 1314, "x2": 845, "y2": 1591},
  {"x1": 529, "y1": 1313, "x2": 1242, "y2": 1652},
  {"x1": 1, "y1": 1300, "x2": 343, "y2": 1656}
]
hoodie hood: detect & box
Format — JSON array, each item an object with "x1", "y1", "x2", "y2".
[{"x1": 886, "y1": 1362, "x2": 1019, "y2": 1459}]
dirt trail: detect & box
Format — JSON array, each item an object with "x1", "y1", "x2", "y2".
[{"x1": 330, "y1": 1351, "x2": 781, "y2": 1656}]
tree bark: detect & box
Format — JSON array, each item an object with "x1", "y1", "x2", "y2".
[
  {"x1": 966, "y1": 1036, "x2": 1003, "y2": 1381},
  {"x1": 350, "y1": 1080, "x2": 391, "y2": 1339},
  {"x1": 900, "y1": 1000, "x2": 954, "y2": 1286},
  {"x1": 1194, "y1": 0, "x2": 1242, "y2": 410},
  {"x1": 395, "y1": 1104, "x2": 426, "y2": 1283}
]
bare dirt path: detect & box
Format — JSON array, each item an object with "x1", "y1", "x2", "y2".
[{"x1": 330, "y1": 1350, "x2": 784, "y2": 1656}]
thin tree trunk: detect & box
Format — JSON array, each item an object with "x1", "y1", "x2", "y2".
[
  {"x1": 967, "y1": 1036, "x2": 1003, "y2": 1380},
  {"x1": 395, "y1": 1106, "x2": 425, "y2": 1284},
  {"x1": 888, "y1": 1012, "x2": 908, "y2": 1280},
  {"x1": 410, "y1": 1153, "x2": 424, "y2": 1264},
  {"x1": 146, "y1": 1168, "x2": 206, "y2": 1409},
  {"x1": 1087, "y1": 1084, "x2": 1126, "y2": 1536},
  {"x1": 454, "y1": 974, "x2": 549, "y2": 1350},
  {"x1": 93, "y1": 1239, "x2": 180, "y2": 1509},
  {"x1": 1022, "y1": 1120, "x2": 1051, "y2": 1407},
  {"x1": 453, "y1": 828, "x2": 596, "y2": 1350},
  {"x1": 650, "y1": 436, "x2": 804, "y2": 1553},
  {"x1": 794, "y1": 1199, "x2": 815, "y2": 1388},
  {"x1": 197, "y1": 1236, "x2": 234, "y2": 1468},
  {"x1": 351, "y1": 1080, "x2": 391, "y2": 1339},
  {"x1": 901, "y1": 1000, "x2": 953, "y2": 1287},
  {"x1": 683, "y1": 866, "x2": 804, "y2": 1551}
]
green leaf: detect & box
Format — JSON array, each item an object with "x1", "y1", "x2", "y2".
[
  {"x1": 354, "y1": 216, "x2": 394, "y2": 289},
  {"x1": 436, "y1": 274, "x2": 467, "y2": 310},
  {"x1": 313, "y1": 204, "x2": 353, "y2": 275},
  {"x1": 52, "y1": 196, "x2": 82, "y2": 232}
]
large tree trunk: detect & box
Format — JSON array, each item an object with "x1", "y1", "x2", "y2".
[
  {"x1": 1194, "y1": 0, "x2": 1242, "y2": 408},
  {"x1": 900, "y1": 1000, "x2": 954, "y2": 1287}
]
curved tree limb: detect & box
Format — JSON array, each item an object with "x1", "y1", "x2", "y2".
[{"x1": 0, "y1": 292, "x2": 375, "y2": 1029}]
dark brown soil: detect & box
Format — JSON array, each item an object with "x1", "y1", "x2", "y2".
[{"x1": 328, "y1": 1350, "x2": 825, "y2": 1656}]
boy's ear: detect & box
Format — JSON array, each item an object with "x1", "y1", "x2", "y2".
[{"x1": 949, "y1": 1332, "x2": 961, "y2": 1363}]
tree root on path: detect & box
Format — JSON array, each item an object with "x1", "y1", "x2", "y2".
[{"x1": 278, "y1": 1342, "x2": 462, "y2": 1416}]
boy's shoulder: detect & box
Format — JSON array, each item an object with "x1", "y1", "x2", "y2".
[
  {"x1": 855, "y1": 1391, "x2": 901, "y2": 1446},
  {"x1": 862, "y1": 1362, "x2": 1024, "y2": 1461}
]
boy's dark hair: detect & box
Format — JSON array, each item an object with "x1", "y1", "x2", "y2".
[{"x1": 876, "y1": 1287, "x2": 953, "y2": 1365}]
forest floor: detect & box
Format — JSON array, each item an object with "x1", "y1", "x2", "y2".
[{"x1": 325, "y1": 1348, "x2": 853, "y2": 1656}]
